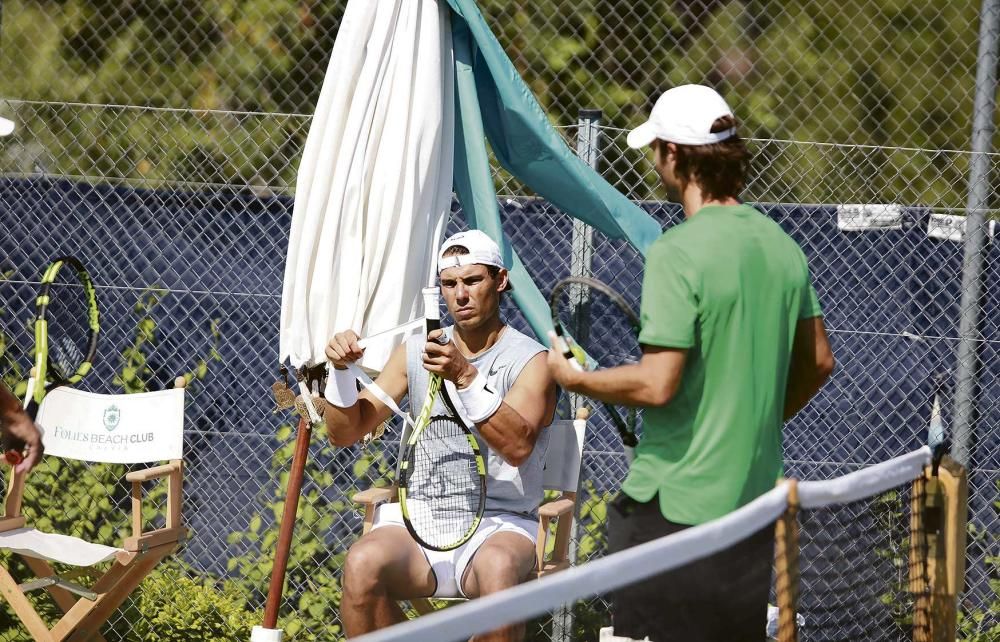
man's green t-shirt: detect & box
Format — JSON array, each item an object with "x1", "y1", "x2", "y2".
[{"x1": 622, "y1": 204, "x2": 823, "y2": 526}]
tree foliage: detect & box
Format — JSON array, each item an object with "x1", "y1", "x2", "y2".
[{"x1": 2, "y1": 0, "x2": 987, "y2": 209}]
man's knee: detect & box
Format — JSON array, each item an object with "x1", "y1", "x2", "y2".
[
  {"x1": 471, "y1": 544, "x2": 532, "y2": 591},
  {"x1": 343, "y1": 538, "x2": 392, "y2": 595}
]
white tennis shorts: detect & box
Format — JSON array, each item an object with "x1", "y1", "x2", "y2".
[{"x1": 371, "y1": 502, "x2": 536, "y2": 598}]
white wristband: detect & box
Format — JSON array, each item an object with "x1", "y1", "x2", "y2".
[
  {"x1": 324, "y1": 366, "x2": 359, "y2": 408},
  {"x1": 455, "y1": 372, "x2": 503, "y2": 424}
]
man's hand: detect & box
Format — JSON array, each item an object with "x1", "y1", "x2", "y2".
[
  {"x1": 325, "y1": 330, "x2": 364, "y2": 369},
  {"x1": 423, "y1": 329, "x2": 477, "y2": 388},
  {"x1": 545, "y1": 331, "x2": 584, "y2": 392},
  {"x1": 4, "y1": 411, "x2": 43, "y2": 474}
]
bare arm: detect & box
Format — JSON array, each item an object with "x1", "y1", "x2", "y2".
[
  {"x1": 472, "y1": 354, "x2": 556, "y2": 467},
  {"x1": 546, "y1": 333, "x2": 687, "y2": 407},
  {"x1": 322, "y1": 331, "x2": 408, "y2": 447},
  {"x1": 424, "y1": 335, "x2": 557, "y2": 467},
  {"x1": 784, "y1": 316, "x2": 835, "y2": 421}
]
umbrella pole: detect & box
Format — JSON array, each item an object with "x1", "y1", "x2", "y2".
[{"x1": 263, "y1": 415, "x2": 313, "y2": 628}]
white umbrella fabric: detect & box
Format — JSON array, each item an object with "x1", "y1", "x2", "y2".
[
  {"x1": 279, "y1": 0, "x2": 454, "y2": 374},
  {"x1": 257, "y1": 3, "x2": 454, "y2": 640}
]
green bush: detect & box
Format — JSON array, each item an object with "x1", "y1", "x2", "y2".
[
  {"x1": 122, "y1": 565, "x2": 260, "y2": 642},
  {"x1": 956, "y1": 485, "x2": 1000, "y2": 642},
  {"x1": 223, "y1": 424, "x2": 397, "y2": 640}
]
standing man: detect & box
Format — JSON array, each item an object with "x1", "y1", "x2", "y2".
[
  {"x1": 547, "y1": 84, "x2": 834, "y2": 641},
  {"x1": 325, "y1": 230, "x2": 557, "y2": 641}
]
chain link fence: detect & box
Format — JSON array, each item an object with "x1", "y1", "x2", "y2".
[{"x1": 1, "y1": 0, "x2": 997, "y2": 640}]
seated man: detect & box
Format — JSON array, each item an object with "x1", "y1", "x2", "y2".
[{"x1": 324, "y1": 230, "x2": 557, "y2": 641}]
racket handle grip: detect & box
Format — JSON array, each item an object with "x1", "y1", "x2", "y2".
[{"x1": 553, "y1": 334, "x2": 584, "y2": 371}]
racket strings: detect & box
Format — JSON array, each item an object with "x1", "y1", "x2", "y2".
[
  {"x1": 553, "y1": 287, "x2": 642, "y2": 368},
  {"x1": 406, "y1": 417, "x2": 481, "y2": 549},
  {"x1": 551, "y1": 277, "x2": 644, "y2": 449},
  {"x1": 42, "y1": 280, "x2": 93, "y2": 380}
]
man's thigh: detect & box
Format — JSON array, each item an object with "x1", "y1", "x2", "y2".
[
  {"x1": 461, "y1": 530, "x2": 536, "y2": 598},
  {"x1": 346, "y1": 524, "x2": 437, "y2": 599},
  {"x1": 608, "y1": 494, "x2": 772, "y2": 642}
]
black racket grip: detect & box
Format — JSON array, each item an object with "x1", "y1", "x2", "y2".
[{"x1": 425, "y1": 318, "x2": 449, "y2": 345}]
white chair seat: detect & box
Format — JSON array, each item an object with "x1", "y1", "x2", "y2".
[{"x1": 0, "y1": 527, "x2": 122, "y2": 566}]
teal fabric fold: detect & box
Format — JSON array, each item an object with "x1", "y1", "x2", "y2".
[{"x1": 447, "y1": 0, "x2": 662, "y2": 341}]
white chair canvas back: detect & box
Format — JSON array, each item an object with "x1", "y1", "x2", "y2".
[
  {"x1": 542, "y1": 417, "x2": 586, "y2": 493},
  {"x1": 36, "y1": 386, "x2": 184, "y2": 464}
]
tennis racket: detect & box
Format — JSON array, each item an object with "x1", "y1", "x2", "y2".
[
  {"x1": 397, "y1": 286, "x2": 487, "y2": 552},
  {"x1": 5, "y1": 257, "x2": 100, "y2": 464},
  {"x1": 549, "y1": 276, "x2": 641, "y2": 457}
]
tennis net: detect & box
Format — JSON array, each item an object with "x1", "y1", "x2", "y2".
[{"x1": 352, "y1": 446, "x2": 965, "y2": 642}]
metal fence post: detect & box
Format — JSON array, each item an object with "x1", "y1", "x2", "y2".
[
  {"x1": 953, "y1": 0, "x2": 1000, "y2": 467},
  {"x1": 551, "y1": 108, "x2": 603, "y2": 642}
]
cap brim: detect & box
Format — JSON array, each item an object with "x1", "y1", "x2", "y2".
[
  {"x1": 626, "y1": 121, "x2": 657, "y2": 149},
  {"x1": 0, "y1": 117, "x2": 14, "y2": 137}
]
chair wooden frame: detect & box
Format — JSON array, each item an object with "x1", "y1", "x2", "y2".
[
  {"x1": 0, "y1": 380, "x2": 188, "y2": 642},
  {"x1": 352, "y1": 407, "x2": 589, "y2": 616}
]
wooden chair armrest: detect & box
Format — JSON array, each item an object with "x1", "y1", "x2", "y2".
[
  {"x1": 0, "y1": 516, "x2": 26, "y2": 533},
  {"x1": 124, "y1": 526, "x2": 187, "y2": 552},
  {"x1": 125, "y1": 462, "x2": 181, "y2": 482},
  {"x1": 538, "y1": 497, "x2": 575, "y2": 518},
  {"x1": 352, "y1": 485, "x2": 396, "y2": 506},
  {"x1": 127, "y1": 460, "x2": 184, "y2": 537},
  {"x1": 353, "y1": 485, "x2": 396, "y2": 536}
]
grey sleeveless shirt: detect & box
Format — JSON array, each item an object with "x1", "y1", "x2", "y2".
[{"x1": 405, "y1": 326, "x2": 550, "y2": 519}]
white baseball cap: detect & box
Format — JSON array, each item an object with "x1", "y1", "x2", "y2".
[
  {"x1": 438, "y1": 230, "x2": 513, "y2": 291},
  {"x1": 626, "y1": 84, "x2": 736, "y2": 149},
  {"x1": 0, "y1": 117, "x2": 14, "y2": 137},
  {"x1": 438, "y1": 230, "x2": 507, "y2": 272}
]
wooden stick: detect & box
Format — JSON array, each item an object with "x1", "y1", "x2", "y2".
[{"x1": 262, "y1": 416, "x2": 312, "y2": 629}]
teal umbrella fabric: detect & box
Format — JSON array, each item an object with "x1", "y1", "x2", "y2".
[{"x1": 445, "y1": 0, "x2": 662, "y2": 340}]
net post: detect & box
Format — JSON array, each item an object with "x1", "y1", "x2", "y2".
[
  {"x1": 938, "y1": 457, "x2": 968, "y2": 642},
  {"x1": 935, "y1": 457, "x2": 968, "y2": 642},
  {"x1": 568, "y1": 107, "x2": 602, "y2": 405},
  {"x1": 552, "y1": 108, "x2": 603, "y2": 642},
  {"x1": 774, "y1": 478, "x2": 799, "y2": 642},
  {"x1": 910, "y1": 468, "x2": 931, "y2": 642},
  {"x1": 912, "y1": 455, "x2": 968, "y2": 642}
]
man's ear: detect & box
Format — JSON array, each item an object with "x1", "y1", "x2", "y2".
[{"x1": 497, "y1": 269, "x2": 511, "y2": 292}]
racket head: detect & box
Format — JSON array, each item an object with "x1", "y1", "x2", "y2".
[
  {"x1": 549, "y1": 276, "x2": 641, "y2": 370},
  {"x1": 399, "y1": 413, "x2": 487, "y2": 551},
  {"x1": 549, "y1": 276, "x2": 642, "y2": 449},
  {"x1": 29, "y1": 257, "x2": 99, "y2": 409}
]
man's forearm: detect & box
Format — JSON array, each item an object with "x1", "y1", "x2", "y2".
[
  {"x1": 475, "y1": 403, "x2": 535, "y2": 467},
  {"x1": 323, "y1": 402, "x2": 368, "y2": 446},
  {"x1": 566, "y1": 363, "x2": 675, "y2": 407}
]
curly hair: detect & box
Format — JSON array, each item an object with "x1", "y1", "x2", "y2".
[{"x1": 668, "y1": 115, "x2": 751, "y2": 201}]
